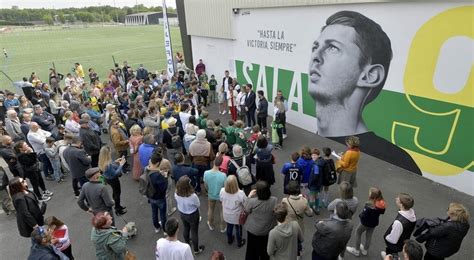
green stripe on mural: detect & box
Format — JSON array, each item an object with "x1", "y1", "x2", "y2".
[
  {"x1": 235, "y1": 59, "x2": 473, "y2": 170},
  {"x1": 364, "y1": 90, "x2": 473, "y2": 171}
]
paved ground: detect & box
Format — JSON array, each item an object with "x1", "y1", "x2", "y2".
[{"x1": 1, "y1": 103, "x2": 472, "y2": 260}]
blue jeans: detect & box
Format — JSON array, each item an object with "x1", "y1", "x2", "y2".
[
  {"x1": 50, "y1": 158, "x2": 62, "y2": 181},
  {"x1": 150, "y1": 198, "x2": 167, "y2": 231},
  {"x1": 227, "y1": 223, "x2": 242, "y2": 243},
  {"x1": 38, "y1": 153, "x2": 53, "y2": 177},
  {"x1": 192, "y1": 164, "x2": 210, "y2": 193}
]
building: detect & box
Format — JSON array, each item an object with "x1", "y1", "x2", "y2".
[
  {"x1": 124, "y1": 12, "x2": 178, "y2": 26},
  {"x1": 177, "y1": 0, "x2": 474, "y2": 195}
]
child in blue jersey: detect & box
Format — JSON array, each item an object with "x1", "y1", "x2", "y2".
[
  {"x1": 281, "y1": 152, "x2": 304, "y2": 194},
  {"x1": 309, "y1": 148, "x2": 323, "y2": 214},
  {"x1": 296, "y1": 146, "x2": 313, "y2": 198}
]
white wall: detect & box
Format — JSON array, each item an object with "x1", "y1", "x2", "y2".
[{"x1": 190, "y1": 36, "x2": 235, "y2": 84}]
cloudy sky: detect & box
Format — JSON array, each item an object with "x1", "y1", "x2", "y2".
[{"x1": 0, "y1": 0, "x2": 176, "y2": 9}]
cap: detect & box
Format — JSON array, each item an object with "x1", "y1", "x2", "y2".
[
  {"x1": 167, "y1": 117, "x2": 177, "y2": 126},
  {"x1": 79, "y1": 118, "x2": 89, "y2": 125},
  {"x1": 85, "y1": 167, "x2": 100, "y2": 179}
]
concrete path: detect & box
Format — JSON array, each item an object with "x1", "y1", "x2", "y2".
[{"x1": 1, "y1": 103, "x2": 472, "y2": 260}]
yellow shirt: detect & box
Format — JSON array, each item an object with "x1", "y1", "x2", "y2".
[
  {"x1": 336, "y1": 148, "x2": 360, "y2": 173},
  {"x1": 76, "y1": 65, "x2": 85, "y2": 78}
]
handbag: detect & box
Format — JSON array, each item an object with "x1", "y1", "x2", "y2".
[
  {"x1": 239, "y1": 211, "x2": 249, "y2": 225},
  {"x1": 39, "y1": 200, "x2": 47, "y2": 215},
  {"x1": 124, "y1": 250, "x2": 137, "y2": 260},
  {"x1": 29, "y1": 192, "x2": 47, "y2": 214}
]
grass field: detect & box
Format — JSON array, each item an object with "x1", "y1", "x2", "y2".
[{"x1": 0, "y1": 25, "x2": 182, "y2": 91}]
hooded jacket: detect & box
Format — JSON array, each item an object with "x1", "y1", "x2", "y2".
[
  {"x1": 267, "y1": 221, "x2": 302, "y2": 260},
  {"x1": 189, "y1": 130, "x2": 214, "y2": 166},
  {"x1": 416, "y1": 219, "x2": 469, "y2": 258},
  {"x1": 145, "y1": 166, "x2": 168, "y2": 200},
  {"x1": 28, "y1": 242, "x2": 68, "y2": 260},
  {"x1": 312, "y1": 216, "x2": 353, "y2": 259},
  {"x1": 91, "y1": 227, "x2": 127, "y2": 260}
]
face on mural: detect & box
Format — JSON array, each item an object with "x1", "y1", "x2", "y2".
[{"x1": 308, "y1": 24, "x2": 364, "y2": 105}]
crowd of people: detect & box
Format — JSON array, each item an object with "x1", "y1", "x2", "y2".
[{"x1": 0, "y1": 57, "x2": 470, "y2": 260}]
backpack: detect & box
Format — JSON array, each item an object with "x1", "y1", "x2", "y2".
[
  {"x1": 139, "y1": 164, "x2": 161, "y2": 197},
  {"x1": 0, "y1": 167, "x2": 7, "y2": 190},
  {"x1": 323, "y1": 159, "x2": 337, "y2": 186},
  {"x1": 230, "y1": 157, "x2": 252, "y2": 186},
  {"x1": 166, "y1": 127, "x2": 182, "y2": 149}
]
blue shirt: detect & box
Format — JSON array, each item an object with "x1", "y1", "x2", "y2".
[
  {"x1": 86, "y1": 108, "x2": 101, "y2": 120},
  {"x1": 203, "y1": 169, "x2": 226, "y2": 200},
  {"x1": 4, "y1": 98, "x2": 19, "y2": 109},
  {"x1": 296, "y1": 157, "x2": 313, "y2": 184},
  {"x1": 139, "y1": 143, "x2": 156, "y2": 168},
  {"x1": 281, "y1": 162, "x2": 303, "y2": 194}
]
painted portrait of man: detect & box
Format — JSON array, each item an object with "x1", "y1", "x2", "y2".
[{"x1": 308, "y1": 10, "x2": 421, "y2": 175}]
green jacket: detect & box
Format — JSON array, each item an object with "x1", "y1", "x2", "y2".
[
  {"x1": 235, "y1": 129, "x2": 248, "y2": 152},
  {"x1": 91, "y1": 227, "x2": 127, "y2": 260},
  {"x1": 198, "y1": 117, "x2": 208, "y2": 129},
  {"x1": 224, "y1": 126, "x2": 237, "y2": 145}
]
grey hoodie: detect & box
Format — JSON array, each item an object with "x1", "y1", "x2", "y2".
[{"x1": 267, "y1": 221, "x2": 302, "y2": 260}]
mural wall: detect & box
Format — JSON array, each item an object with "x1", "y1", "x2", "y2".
[{"x1": 228, "y1": 2, "x2": 473, "y2": 195}]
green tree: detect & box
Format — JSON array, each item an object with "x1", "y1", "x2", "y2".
[
  {"x1": 43, "y1": 14, "x2": 53, "y2": 25},
  {"x1": 58, "y1": 13, "x2": 66, "y2": 24}
]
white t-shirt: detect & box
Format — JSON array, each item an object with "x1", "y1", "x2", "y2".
[
  {"x1": 223, "y1": 76, "x2": 230, "y2": 92},
  {"x1": 156, "y1": 238, "x2": 193, "y2": 260},
  {"x1": 220, "y1": 188, "x2": 247, "y2": 224}
]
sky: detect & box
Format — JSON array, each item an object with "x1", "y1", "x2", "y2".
[{"x1": 0, "y1": 0, "x2": 176, "y2": 9}]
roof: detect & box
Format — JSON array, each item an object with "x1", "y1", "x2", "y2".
[{"x1": 126, "y1": 12, "x2": 161, "y2": 17}]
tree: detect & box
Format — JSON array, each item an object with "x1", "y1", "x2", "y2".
[
  {"x1": 43, "y1": 14, "x2": 53, "y2": 25},
  {"x1": 58, "y1": 13, "x2": 66, "y2": 24}
]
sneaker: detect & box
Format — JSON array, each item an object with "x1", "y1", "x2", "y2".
[
  {"x1": 346, "y1": 246, "x2": 360, "y2": 256},
  {"x1": 338, "y1": 256, "x2": 344, "y2": 260},
  {"x1": 274, "y1": 144, "x2": 282, "y2": 150},
  {"x1": 193, "y1": 245, "x2": 205, "y2": 255},
  {"x1": 207, "y1": 221, "x2": 214, "y2": 231},
  {"x1": 199, "y1": 216, "x2": 202, "y2": 222},
  {"x1": 220, "y1": 227, "x2": 226, "y2": 233},
  {"x1": 244, "y1": 127, "x2": 250, "y2": 131},
  {"x1": 39, "y1": 195, "x2": 51, "y2": 202},
  {"x1": 381, "y1": 251, "x2": 387, "y2": 259},
  {"x1": 359, "y1": 244, "x2": 368, "y2": 256},
  {"x1": 283, "y1": 134, "x2": 288, "y2": 139},
  {"x1": 167, "y1": 207, "x2": 177, "y2": 216},
  {"x1": 74, "y1": 195, "x2": 79, "y2": 199},
  {"x1": 43, "y1": 190, "x2": 54, "y2": 196},
  {"x1": 313, "y1": 208, "x2": 320, "y2": 215},
  {"x1": 237, "y1": 239, "x2": 246, "y2": 248},
  {"x1": 227, "y1": 235, "x2": 235, "y2": 244},
  {"x1": 222, "y1": 110, "x2": 227, "y2": 115},
  {"x1": 116, "y1": 209, "x2": 127, "y2": 216},
  {"x1": 155, "y1": 227, "x2": 161, "y2": 233}
]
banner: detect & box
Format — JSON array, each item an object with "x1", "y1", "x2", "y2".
[
  {"x1": 162, "y1": 0, "x2": 174, "y2": 76},
  {"x1": 231, "y1": 2, "x2": 473, "y2": 195}
]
